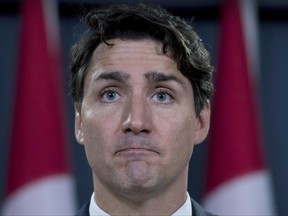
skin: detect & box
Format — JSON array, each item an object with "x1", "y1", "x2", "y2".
[{"x1": 75, "y1": 39, "x2": 210, "y2": 215}]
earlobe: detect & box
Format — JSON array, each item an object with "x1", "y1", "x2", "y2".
[
  {"x1": 74, "y1": 105, "x2": 85, "y2": 145},
  {"x1": 195, "y1": 101, "x2": 211, "y2": 144}
]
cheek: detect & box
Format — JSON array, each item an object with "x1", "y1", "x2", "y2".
[
  {"x1": 81, "y1": 114, "x2": 111, "y2": 165},
  {"x1": 159, "y1": 113, "x2": 196, "y2": 157},
  {"x1": 81, "y1": 104, "x2": 117, "y2": 141},
  {"x1": 156, "y1": 117, "x2": 195, "y2": 179},
  {"x1": 80, "y1": 100, "x2": 124, "y2": 157},
  {"x1": 160, "y1": 108, "x2": 196, "y2": 139}
]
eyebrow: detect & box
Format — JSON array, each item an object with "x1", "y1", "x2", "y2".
[
  {"x1": 94, "y1": 71, "x2": 129, "y2": 82},
  {"x1": 144, "y1": 71, "x2": 184, "y2": 86}
]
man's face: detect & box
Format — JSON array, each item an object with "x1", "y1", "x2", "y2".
[{"x1": 75, "y1": 39, "x2": 210, "y2": 199}]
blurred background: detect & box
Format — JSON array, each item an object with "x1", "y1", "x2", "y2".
[{"x1": 0, "y1": 0, "x2": 287, "y2": 215}]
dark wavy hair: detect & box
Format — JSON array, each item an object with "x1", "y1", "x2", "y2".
[{"x1": 70, "y1": 4, "x2": 214, "y2": 115}]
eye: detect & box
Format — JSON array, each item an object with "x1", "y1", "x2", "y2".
[
  {"x1": 152, "y1": 89, "x2": 173, "y2": 104},
  {"x1": 99, "y1": 89, "x2": 121, "y2": 102}
]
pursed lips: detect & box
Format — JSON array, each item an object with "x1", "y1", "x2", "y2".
[
  {"x1": 114, "y1": 135, "x2": 160, "y2": 158},
  {"x1": 115, "y1": 146, "x2": 160, "y2": 157}
]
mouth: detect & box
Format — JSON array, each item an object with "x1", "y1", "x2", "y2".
[
  {"x1": 114, "y1": 135, "x2": 160, "y2": 159},
  {"x1": 115, "y1": 147, "x2": 159, "y2": 157}
]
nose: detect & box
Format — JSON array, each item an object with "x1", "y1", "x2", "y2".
[{"x1": 121, "y1": 96, "x2": 152, "y2": 135}]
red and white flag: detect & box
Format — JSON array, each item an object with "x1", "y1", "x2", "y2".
[
  {"x1": 2, "y1": 0, "x2": 76, "y2": 215},
  {"x1": 203, "y1": 0, "x2": 275, "y2": 215}
]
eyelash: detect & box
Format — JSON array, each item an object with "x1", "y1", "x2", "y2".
[{"x1": 155, "y1": 88, "x2": 172, "y2": 95}]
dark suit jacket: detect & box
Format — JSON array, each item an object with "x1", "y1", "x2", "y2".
[{"x1": 75, "y1": 198, "x2": 215, "y2": 216}]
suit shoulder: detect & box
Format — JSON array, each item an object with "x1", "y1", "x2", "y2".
[{"x1": 75, "y1": 201, "x2": 90, "y2": 216}]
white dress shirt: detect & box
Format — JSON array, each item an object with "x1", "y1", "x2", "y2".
[{"x1": 89, "y1": 191, "x2": 192, "y2": 216}]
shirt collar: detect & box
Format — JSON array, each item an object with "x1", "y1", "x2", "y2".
[
  {"x1": 172, "y1": 192, "x2": 192, "y2": 216},
  {"x1": 89, "y1": 191, "x2": 192, "y2": 216},
  {"x1": 89, "y1": 192, "x2": 108, "y2": 216}
]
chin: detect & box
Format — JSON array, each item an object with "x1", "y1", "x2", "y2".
[{"x1": 118, "y1": 184, "x2": 161, "y2": 203}]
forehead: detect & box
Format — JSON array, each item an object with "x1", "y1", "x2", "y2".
[{"x1": 89, "y1": 39, "x2": 178, "y2": 74}]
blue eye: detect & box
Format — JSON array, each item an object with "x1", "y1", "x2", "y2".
[
  {"x1": 156, "y1": 92, "x2": 167, "y2": 101},
  {"x1": 100, "y1": 89, "x2": 121, "y2": 102},
  {"x1": 153, "y1": 89, "x2": 173, "y2": 104}
]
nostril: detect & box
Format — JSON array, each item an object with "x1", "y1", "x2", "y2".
[
  {"x1": 123, "y1": 128, "x2": 132, "y2": 133},
  {"x1": 124, "y1": 128, "x2": 150, "y2": 136}
]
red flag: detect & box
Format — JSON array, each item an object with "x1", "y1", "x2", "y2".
[
  {"x1": 2, "y1": 0, "x2": 76, "y2": 215},
  {"x1": 203, "y1": 0, "x2": 275, "y2": 214}
]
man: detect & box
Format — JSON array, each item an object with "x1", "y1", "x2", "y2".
[{"x1": 70, "y1": 3, "x2": 215, "y2": 216}]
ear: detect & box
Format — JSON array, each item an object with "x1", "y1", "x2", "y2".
[
  {"x1": 194, "y1": 101, "x2": 211, "y2": 144},
  {"x1": 74, "y1": 104, "x2": 85, "y2": 145}
]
